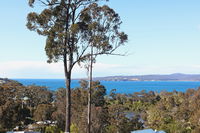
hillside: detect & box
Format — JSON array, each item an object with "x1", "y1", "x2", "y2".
[
  {"x1": 92, "y1": 73, "x2": 200, "y2": 81},
  {"x1": 0, "y1": 78, "x2": 13, "y2": 84}
]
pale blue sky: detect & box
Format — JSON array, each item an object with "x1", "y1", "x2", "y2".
[{"x1": 0, "y1": 0, "x2": 200, "y2": 78}]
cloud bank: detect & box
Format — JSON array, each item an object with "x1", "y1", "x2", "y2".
[
  {"x1": 0, "y1": 61, "x2": 123, "y2": 79},
  {"x1": 0, "y1": 60, "x2": 200, "y2": 79}
]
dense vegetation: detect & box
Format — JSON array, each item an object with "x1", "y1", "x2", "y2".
[{"x1": 1, "y1": 80, "x2": 200, "y2": 133}]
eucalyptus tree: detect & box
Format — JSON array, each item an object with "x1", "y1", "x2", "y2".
[
  {"x1": 79, "y1": 4, "x2": 128, "y2": 132},
  {"x1": 27, "y1": 0, "x2": 127, "y2": 132}
]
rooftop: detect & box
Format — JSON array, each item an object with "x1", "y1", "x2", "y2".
[{"x1": 131, "y1": 129, "x2": 166, "y2": 133}]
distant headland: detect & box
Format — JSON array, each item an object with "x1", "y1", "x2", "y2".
[{"x1": 89, "y1": 73, "x2": 200, "y2": 81}]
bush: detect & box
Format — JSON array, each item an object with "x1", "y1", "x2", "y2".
[
  {"x1": 45, "y1": 126, "x2": 63, "y2": 133},
  {"x1": 70, "y1": 124, "x2": 79, "y2": 133}
]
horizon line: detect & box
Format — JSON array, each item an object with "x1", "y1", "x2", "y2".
[{"x1": 5, "y1": 73, "x2": 200, "y2": 80}]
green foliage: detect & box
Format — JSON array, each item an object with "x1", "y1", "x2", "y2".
[
  {"x1": 27, "y1": 2, "x2": 127, "y2": 132},
  {"x1": 4, "y1": 79, "x2": 200, "y2": 132},
  {"x1": 91, "y1": 81, "x2": 106, "y2": 106},
  {"x1": 0, "y1": 81, "x2": 53, "y2": 130},
  {"x1": 27, "y1": 0, "x2": 128, "y2": 65},
  {"x1": 52, "y1": 81, "x2": 108, "y2": 132},
  {"x1": 33, "y1": 104, "x2": 55, "y2": 121},
  {"x1": 70, "y1": 124, "x2": 79, "y2": 133},
  {"x1": 0, "y1": 100, "x2": 30, "y2": 129},
  {"x1": 45, "y1": 126, "x2": 63, "y2": 133},
  {"x1": 51, "y1": 88, "x2": 66, "y2": 130},
  {"x1": 106, "y1": 99, "x2": 143, "y2": 133},
  {"x1": 17, "y1": 85, "x2": 53, "y2": 107},
  {"x1": 145, "y1": 90, "x2": 200, "y2": 133}
]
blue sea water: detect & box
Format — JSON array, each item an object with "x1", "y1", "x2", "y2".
[{"x1": 14, "y1": 79, "x2": 200, "y2": 94}]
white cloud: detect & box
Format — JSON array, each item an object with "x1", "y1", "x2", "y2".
[
  {"x1": 0, "y1": 60, "x2": 200, "y2": 79},
  {"x1": 0, "y1": 61, "x2": 65, "y2": 79},
  {"x1": 0, "y1": 60, "x2": 123, "y2": 79},
  {"x1": 197, "y1": 24, "x2": 200, "y2": 31}
]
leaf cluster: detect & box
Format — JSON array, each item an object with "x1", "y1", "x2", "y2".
[{"x1": 27, "y1": 0, "x2": 127, "y2": 66}]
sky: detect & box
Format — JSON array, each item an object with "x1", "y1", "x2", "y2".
[{"x1": 1, "y1": 0, "x2": 200, "y2": 79}]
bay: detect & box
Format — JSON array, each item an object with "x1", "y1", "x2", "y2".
[{"x1": 14, "y1": 79, "x2": 200, "y2": 94}]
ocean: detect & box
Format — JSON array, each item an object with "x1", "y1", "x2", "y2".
[{"x1": 14, "y1": 79, "x2": 200, "y2": 94}]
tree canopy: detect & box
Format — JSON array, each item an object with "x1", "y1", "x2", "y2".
[
  {"x1": 27, "y1": 0, "x2": 127, "y2": 65},
  {"x1": 27, "y1": 0, "x2": 127, "y2": 132}
]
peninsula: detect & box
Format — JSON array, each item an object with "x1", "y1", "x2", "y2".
[{"x1": 91, "y1": 73, "x2": 200, "y2": 81}]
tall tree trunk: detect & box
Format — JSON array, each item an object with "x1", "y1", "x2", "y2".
[
  {"x1": 64, "y1": 55, "x2": 71, "y2": 133},
  {"x1": 88, "y1": 46, "x2": 93, "y2": 133},
  {"x1": 65, "y1": 74, "x2": 71, "y2": 133},
  {"x1": 64, "y1": 0, "x2": 71, "y2": 132}
]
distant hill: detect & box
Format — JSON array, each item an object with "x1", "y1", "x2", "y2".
[
  {"x1": 0, "y1": 78, "x2": 20, "y2": 85},
  {"x1": 0, "y1": 78, "x2": 10, "y2": 84},
  {"x1": 91, "y1": 73, "x2": 200, "y2": 81}
]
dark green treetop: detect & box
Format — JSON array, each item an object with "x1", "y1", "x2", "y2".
[{"x1": 27, "y1": 0, "x2": 127, "y2": 66}]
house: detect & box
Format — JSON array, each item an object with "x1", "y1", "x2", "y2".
[
  {"x1": 0, "y1": 79, "x2": 6, "y2": 84},
  {"x1": 131, "y1": 129, "x2": 166, "y2": 133}
]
